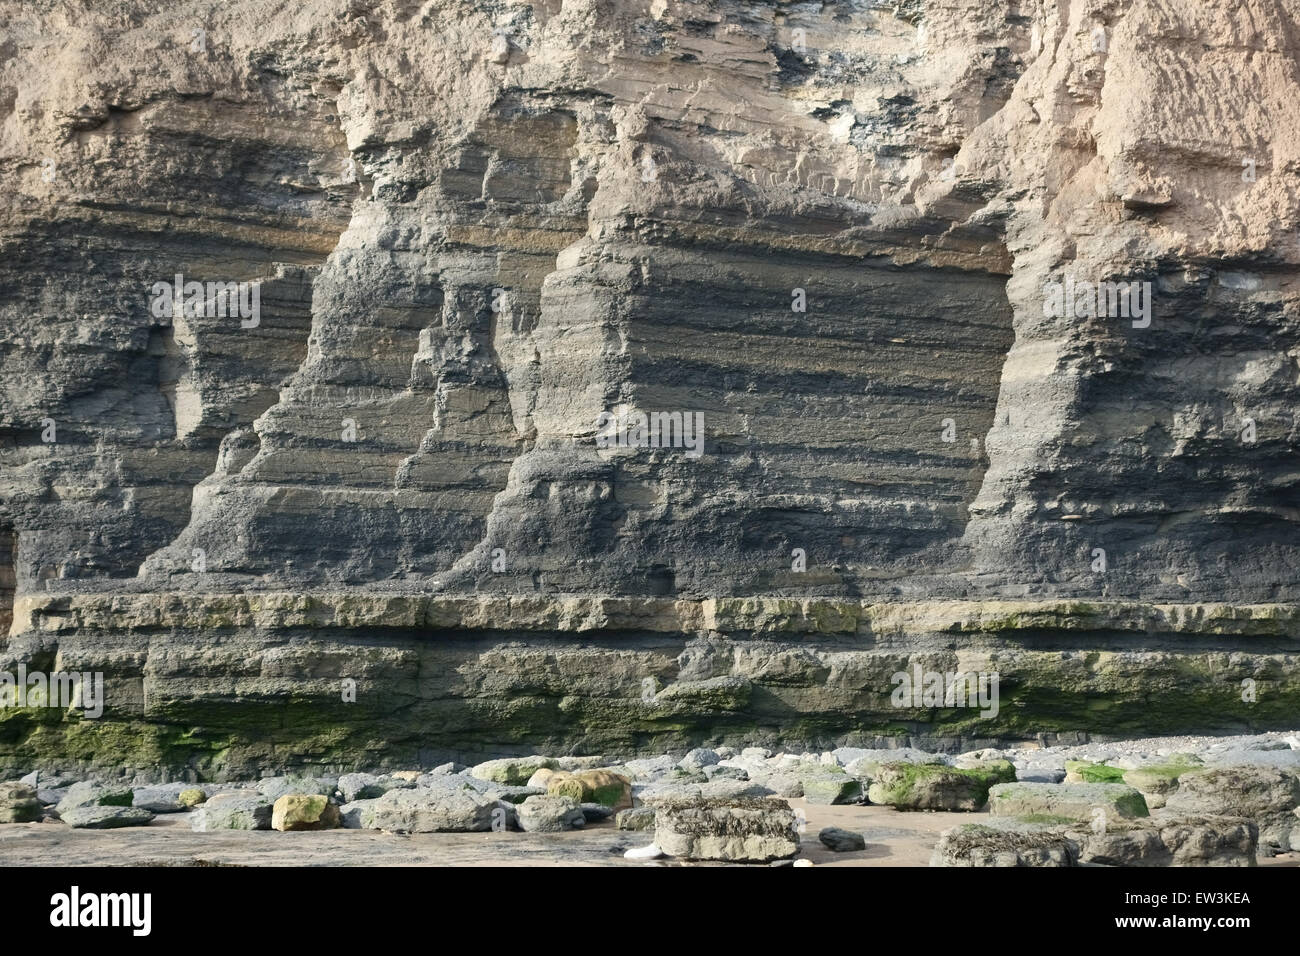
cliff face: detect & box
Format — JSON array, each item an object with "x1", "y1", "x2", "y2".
[{"x1": 2, "y1": 0, "x2": 1299, "y2": 776}]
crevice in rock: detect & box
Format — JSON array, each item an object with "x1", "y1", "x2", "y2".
[{"x1": 0, "y1": 527, "x2": 15, "y2": 637}]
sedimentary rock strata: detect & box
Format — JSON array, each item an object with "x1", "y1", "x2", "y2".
[{"x1": 1, "y1": 1, "x2": 1299, "y2": 772}]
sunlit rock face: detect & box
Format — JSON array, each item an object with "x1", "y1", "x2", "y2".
[{"x1": 1, "y1": 1, "x2": 1298, "y2": 774}]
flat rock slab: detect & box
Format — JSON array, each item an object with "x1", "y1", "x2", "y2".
[
  {"x1": 60, "y1": 806, "x2": 155, "y2": 829},
  {"x1": 987, "y1": 782, "x2": 1149, "y2": 822}
]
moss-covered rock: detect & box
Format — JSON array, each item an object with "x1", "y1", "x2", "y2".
[
  {"x1": 868, "y1": 761, "x2": 1015, "y2": 811},
  {"x1": 544, "y1": 769, "x2": 632, "y2": 808},
  {"x1": 802, "y1": 769, "x2": 864, "y2": 806},
  {"x1": 1122, "y1": 756, "x2": 1203, "y2": 808},
  {"x1": 178, "y1": 787, "x2": 206, "y2": 808},
  {"x1": 1064, "y1": 761, "x2": 1126, "y2": 784},
  {"x1": 988, "y1": 782, "x2": 1150, "y2": 822},
  {"x1": 469, "y1": 756, "x2": 559, "y2": 786}
]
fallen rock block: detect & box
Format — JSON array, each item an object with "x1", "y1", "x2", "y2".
[
  {"x1": 272, "y1": 794, "x2": 341, "y2": 831},
  {"x1": 61, "y1": 806, "x2": 155, "y2": 829},
  {"x1": 818, "y1": 827, "x2": 866, "y2": 852},
  {"x1": 469, "y1": 756, "x2": 559, "y2": 786},
  {"x1": 544, "y1": 769, "x2": 632, "y2": 809},
  {"x1": 191, "y1": 792, "x2": 273, "y2": 831},
  {"x1": 56, "y1": 782, "x2": 134, "y2": 813},
  {"x1": 987, "y1": 782, "x2": 1149, "y2": 822},
  {"x1": 0, "y1": 782, "x2": 43, "y2": 824},
  {"x1": 930, "y1": 821, "x2": 1078, "y2": 867},
  {"x1": 1165, "y1": 766, "x2": 1299, "y2": 853},
  {"x1": 652, "y1": 797, "x2": 798, "y2": 862},
  {"x1": 516, "y1": 794, "x2": 585, "y2": 832},
  {"x1": 360, "y1": 786, "x2": 502, "y2": 832},
  {"x1": 801, "y1": 769, "x2": 863, "y2": 806},
  {"x1": 616, "y1": 806, "x2": 656, "y2": 831},
  {"x1": 1121, "y1": 756, "x2": 1203, "y2": 809},
  {"x1": 338, "y1": 772, "x2": 412, "y2": 803},
  {"x1": 869, "y1": 761, "x2": 1015, "y2": 811}
]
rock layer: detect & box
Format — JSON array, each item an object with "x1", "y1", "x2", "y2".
[{"x1": 2, "y1": 1, "x2": 1300, "y2": 772}]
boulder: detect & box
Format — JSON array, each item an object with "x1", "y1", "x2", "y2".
[
  {"x1": 339, "y1": 799, "x2": 376, "y2": 829},
  {"x1": 544, "y1": 769, "x2": 632, "y2": 809},
  {"x1": 257, "y1": 776, "x2": 332, "y2": 802},
  {"x1": 272, "y1": 794, "x2": 341, "y2": 831},
  {"x1": 868, "y1": 761, "x2": 1015, "y2": 811},
  {"x1": 60, "y1": 806, "x2": 155, "y2": 829},
  {"x1": 616, "y1": 806, "x2": 656, "y2": 831},
  {"x1": 818, "y1": 827, "x2": 866, "y2": 852},
  {"x1": 0, "y1": 782, "x2": 43, "y2": 823},
  {"x1": 702, "y1": 764, "x2": 749, "y2": 781},
  {"x1": 360, "y1": 786, "x2": 502, "y2": 832},
  {"x1": 988, "y1": 782, "x2": 1149, "y2": 823},
  {"x1": 679, "y1": 748, "x2": 721, "y2": 771},
  {"x1": 191, "y1": 793, "x2": 273, "y2": 831},
  {"x1": 844, "y1": 749, "x2": 947, "y2": 784},
  {"x1": 484, "y1": 785, "x2": 546, "y2": 804},
  {"x1": 178, "y1": 788, "x2": 206, "y2": 808},
  {"x1": 801, "y1": 770, "x2": 863, "y2": 806},
  {"x1": 468, "y1": 756, "x2": 559, "y2": 786},
  {"x1": 132, "y1": 783, "x2": 193, "y2": 813},
  {"x1": 516, "y1": 794, "x2": 585, "y2": 832},
  {"x1": 930, "y1": 821, "x2": 1079, "y2": 867},
  {"x1": 526, "y1": 767, "x2": 561, "y2": 789},
  {"x1": 338, "y1": 772, "x2": 408, "y2": 803},
  {"x1": 621, "y1": 756, "x2": 678, "y2": 780},
  {"x1": 1122, "y1": 758, "x2": 1202, "y2": 809},
  {"x1": 653, "y1": 797, "x2": 799, "y2": 863},
  {"x1": 1165, "y1": 766, "x2": 1300, "y2": 852},
  {"x1": 1076, "y1": 815, "x2": 1257, "y2": 867},
  {"x1": 56, "y1": 782, "x2": 134, "y2": 813}
]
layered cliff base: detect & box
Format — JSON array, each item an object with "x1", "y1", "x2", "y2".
[
  {"x1": 2, "y1": 0, "x2": 1300, "y2": 774},
  {"x1": 4, "y1": 591, "x2": 1297, "y2": 777}
]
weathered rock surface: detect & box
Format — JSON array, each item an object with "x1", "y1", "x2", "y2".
[
  {"x1": 272, "y1": 794, "x2": 342, "y2": 831},
  {"x1": 653, "y1": 797, "x2": 799, "y2": 863},
  {"x1": 930, "y1": 822, "x2": 1080, "y2": 868},
  {"x1": 515, "y1": 794, "x2": 585, "y2": 833},
  {"x1": 359, "y1": 786, "x2": 502, "y2": 833},
  {"x1": 987, "y1": 782, "x2": 1150, "y2": 822},
  {"x1": 1164, "y1": 766, "x2": 1300, "y2": 852},
  {"x1": 869, "y1": 761, "x2": 1015, "y2": 811},
  {"x1": 0, "y1": 782, "x2": 43, "y2": 823},
  {"x1": 56, "y1": 783, "x2": 134, "y2": 813},
  {"x1": 60, "y1": 805, "x2": 155, "y2": 829},
  {"x1": 2, "y1": 0, "x2": 1300, "y2": 774},
  {"x1": 818, "y1": 827, "x2": 867, "y2": 853},
  {"x1": 933, "y1": 813, "x2": 1258, "y2": 867},
  {"x1": 190, "y1": 793, "x2": 273, "y2": 832}
]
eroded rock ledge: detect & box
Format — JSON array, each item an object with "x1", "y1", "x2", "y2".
[{"x1": 2, "y1": 591, "x2": 1296, "y2": 776}]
